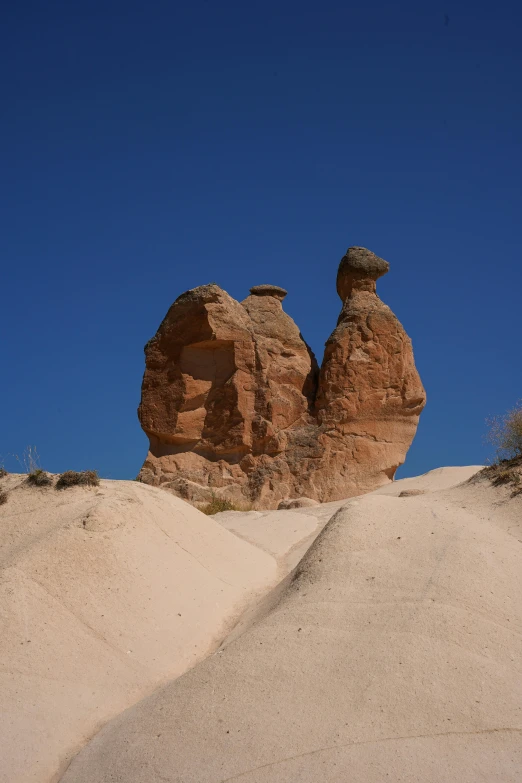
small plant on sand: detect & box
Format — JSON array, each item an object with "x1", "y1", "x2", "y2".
[
  {"x1": 0, "y1": 467, "x2": 7, "y2": 478},
  {"x1": 56, "y1": 470, "x2": 100, "y2": 490},
  {"x1": 26, "y1": 468, "x2": 53, "y2": 487},
  {"x1": 479, "y1": 457, "x2": 522, "y2": 496},
  {"x1": 12, "y1": 447, "x2": 52, "y2": 486},
  {"x1": 488, "y1": 467, "x2": 518, "y2": 486},
  {"x1": 201, "y1": 496, "x2": 242, "y2": 515},
  {"x1": 0, "y1": 489, "x2": 8, "y2": 505},
  {"x1": 14, "y1": 445, "x2": 43, "y2": 474},
  {"x1": 480, "y1": 401, "x2": 522, "y2": 496},
  {"x1": 510, "y1": 471, "x2": 522, "y2": 497},
  {"x1": 486, "y1": 400, "x2": 522, "y2": 461}
]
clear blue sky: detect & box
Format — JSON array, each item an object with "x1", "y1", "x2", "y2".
[{"x1": 2, "y1": 0, "x2": 521, "y2": 479}]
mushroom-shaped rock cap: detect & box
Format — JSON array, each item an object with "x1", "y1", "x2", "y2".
[
  {"x1": 336, "y1": 247, "x2": 389, "y2": 300},
  {"x1": 249, "y1": 284, "x2": 288, "y2": 301}
]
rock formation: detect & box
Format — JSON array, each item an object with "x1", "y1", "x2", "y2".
[{"x1": 137, "y1": 247, "x2": 426, "y2": 508}]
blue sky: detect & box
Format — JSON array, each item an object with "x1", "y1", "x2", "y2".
[{"x1": 2, "y1": 0, "x2": 521, "y2": 479}]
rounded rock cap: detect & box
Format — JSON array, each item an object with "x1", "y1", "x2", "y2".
[
  {"x1": 336, "y1": 247, "x2": 389, "y2": 300},
  {"x1": 249, "y1": 284, "x2": 288, "y2": 300}
]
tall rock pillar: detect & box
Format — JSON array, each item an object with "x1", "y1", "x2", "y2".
[{"x1": 315, "y1": 247, "x2": 426, "y2": 496}]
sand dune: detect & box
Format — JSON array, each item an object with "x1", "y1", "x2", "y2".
[
  {"x1": 0, "y1": 476, "x2": 302, "y2": 783},
  {"x1": 60, "y1": 467, "x2": 522, "y2": 782}
]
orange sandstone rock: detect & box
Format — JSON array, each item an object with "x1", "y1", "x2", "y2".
[
  {"x1": 314, "y1": 247, "x2": 426, "y2": 498},
  {"x1": 137, "y1": 248, "x2": 426, "y2": 508}
]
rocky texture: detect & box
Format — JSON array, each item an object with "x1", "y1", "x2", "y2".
[
  {"x1": 313, "y1": 247, "x2": 427, "y2": 500},
  {"x1": 138, "y1": 247, "x2": 426, "y2": 508}
]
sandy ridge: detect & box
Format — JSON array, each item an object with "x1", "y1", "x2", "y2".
[{"x1": 60, "y1": 466, "x2": 522, "y2": 783}]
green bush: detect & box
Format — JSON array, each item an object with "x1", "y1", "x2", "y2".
[{"x1": 56, "y1": 470, "x2": 100, "y2": 490}]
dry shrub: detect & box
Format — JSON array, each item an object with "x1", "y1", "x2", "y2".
[
  {"x1": 509, "y1": 470, "x2": 522, "y2": 496},
  {"x1": 486, "y1": 400, "x2": 522, "y2": 461},
  {"x1": 201, "y1": 496, "x2": 242, "y2": 515},
  {"x1": 0, "y1": 489, "x2": 8, "y2": 505},
  {"x1": 482, "y1": 401, "x2": 522, "y2": 497},
  {"x1": 491, "y1": 468, "x2": 517, "y2": 486},
  {"x1": 26, "y1": 469, "x2": 53, "y2": 487},
  {"x1": 479, "y1": 455, "x2": 522, "y2": 497},
  {"x1": 56, "y1": 470, "x2": 100, "y2": 490},
  {"x1": 0, "y1": 467, "x2": 7, "y2": 478},
  {"x1": 14, "y1": 447, "x2": 52, "y2": 486},
  {"x1": 14, "y1": 446, "x2": 43, "y2": 474}
]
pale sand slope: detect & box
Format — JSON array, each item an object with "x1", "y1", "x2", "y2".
[
  {"x1": 61, "y1": 466, "x2": 522, "y2": 783},
  {"x1": 0, "y1": 476, "x2": 291, "y2": 783},
  {"x1": 214, "y1": 465, "x2": 484, "y2": 571}
]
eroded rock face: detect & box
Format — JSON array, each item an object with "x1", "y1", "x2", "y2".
[
  {"x1": 138, "y1": 248, "x2": 426, "y2": 508},
  {"x1": 314, "y1": 247, "x2": 427, "y2": 498}
]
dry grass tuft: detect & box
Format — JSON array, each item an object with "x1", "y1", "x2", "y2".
[
  {"x1": 0, "y1": 468, "x2": 7, "y2": 478},
  {"x1": 26, "y1": 469, "x2": 53, "y2": 487},
  {"x1": 0, "y1": 489, "x2": 8, "y2": 505},
  {"x1": 56, "y1": 470, "x2": 100, "y2": 490},
  {"x1": 14, "y1": 446, "x2": 43, "y2": 475},
  {"x1": 14, "y1": 447, "x2": 52, "y2": 487},
  {"x1": 201, "y1": 496, "x2": 243, "y2": 515},
  {"x1": 491, "y1": 468, "x2": 518, "y2": 486},
  {"x1": 478, "y1": 455, "x2": 522, "y2": 497}
]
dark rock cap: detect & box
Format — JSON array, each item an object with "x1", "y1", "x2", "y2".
[
  {"x1": 336, "y1": 247, "x2": 389, "y2": 300},
  {"x1": 249, "y1": 285, "x2": 288, "y2": 300}
]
